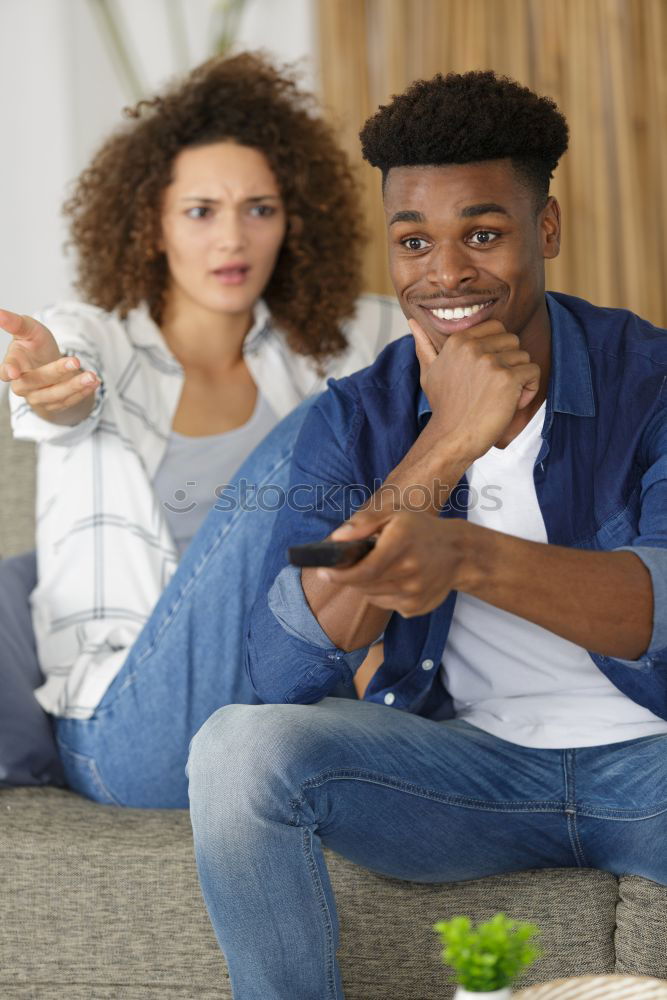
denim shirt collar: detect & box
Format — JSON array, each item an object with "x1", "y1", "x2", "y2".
[{"x1": 417, "y1": 292, "x2": 596, "y2": 435}]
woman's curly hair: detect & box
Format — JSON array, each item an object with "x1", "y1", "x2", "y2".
[
  {"x1": 360, "y1": 70, "x2": 569, "y2": 208},
  {"x1": 64, "y1": 52, "x2": 366, "y2": 362}
]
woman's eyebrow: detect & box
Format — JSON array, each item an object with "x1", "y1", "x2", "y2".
[{"x1": 179, "y1": 195, "x2": 281, "y2": 203}]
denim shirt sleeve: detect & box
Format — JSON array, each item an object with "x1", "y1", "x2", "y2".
[
  {"x1": 605, "y1": 400, "x2": 667, "y2": 671},
  {"x1": 607, "y1": 548, "x2": 667, "y2": 670},
  {"x1": 245, "y1": 383, "x2": 372, "y2": 704}
]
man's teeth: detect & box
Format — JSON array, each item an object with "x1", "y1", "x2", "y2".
[{"x1": 430, "y1": 301, "x2": 492, "y2": 321}]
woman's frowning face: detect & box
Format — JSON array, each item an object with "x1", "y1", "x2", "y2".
[{"x1": 160, "y1": 141, "x2": 287, "y2": 321}]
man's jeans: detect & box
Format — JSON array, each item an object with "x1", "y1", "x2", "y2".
[
  {"x1": 54, "y1": 397, "x2": 349, "y2": 807},
  {"x1": 187, "y1": 697, "x2": 667, "y2": 1000}
]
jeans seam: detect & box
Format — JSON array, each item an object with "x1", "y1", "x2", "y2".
[
  {"x1": 563, "y1": 749, "x2": 587, "y2": 866},
  {"x1": 300, "y1": 826, "x2": 340, "y2": 1000},
  {"x1": 56, "y1": 738, "x2": 123, "y2": 806},
  {"x1": 577, "y1": 805, "x2": 667, "y2": 820},
  {"x1": 300, "y1": 768, "x2": 566, "y2": 813},
  {"x1": 91, "y1": 671, "x2": 137, "y2": 717},
  {"x1": 133, "y1": 515, "x2": 237, "y2": 666}
]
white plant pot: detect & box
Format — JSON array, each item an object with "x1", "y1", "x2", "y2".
[{"x1": 453, "y1": 987, "x2": 513, "y2": 999}]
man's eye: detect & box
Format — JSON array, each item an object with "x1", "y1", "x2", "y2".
[
  {"x1": 186, "y1": 206, "x2": 211, "y2": 220},
  {"x1": 470, "y1": 230, "x2": 498, "y2": 245},
  {"x1": 402, "y1": 237, "x2": 429, "y2": 251}
]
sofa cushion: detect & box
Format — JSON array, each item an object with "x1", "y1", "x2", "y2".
[
  {"x1": 0, "y1": 388, "x2": 35, "y2": 559},
  {"x1": 615, "y1": 875, "x2": 667, "y2": 978},
  {"x1": 0, "y1": 787, "x2": 625, "y2": 1000},
  {"x1": 0, "y1": 551, "x2": 65, "y2": 787},
  {"x1": 0, "y1": 392, "x2": 66, "y2": 787},
  {"x1": 0, "y1": 787, "x2": 230, "y2": 999}
]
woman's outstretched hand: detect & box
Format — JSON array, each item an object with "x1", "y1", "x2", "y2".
[{"x1": 0, "y1": 309, "x2": 99, "y2": 423}]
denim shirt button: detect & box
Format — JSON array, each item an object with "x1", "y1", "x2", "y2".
[
  {"x1": 421, "y1": 658, "x2": 434, "y2": 670},
  {"x1": 384, "y1": 692, "x2": 395, "y2": 705}
]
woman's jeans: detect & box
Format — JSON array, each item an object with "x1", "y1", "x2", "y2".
[
  {"x1": 187, "y1": 698, "x2": 667, "y2": 1000},
  {"x1": 54, "y1": 397, "x2": 345, "y2": 807}
]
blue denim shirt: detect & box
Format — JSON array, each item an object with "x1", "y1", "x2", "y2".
[{"x1": 246, "y1": 292, "x2": 667, "y2": 720}]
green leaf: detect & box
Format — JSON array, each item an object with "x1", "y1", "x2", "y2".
[{"x1": 433, "y1": 912, "x2": 541, "y2": 990}]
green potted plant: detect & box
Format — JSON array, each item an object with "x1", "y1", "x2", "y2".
[{"x1": 433, "y1": 912, "x2": 541, "y2": 998}]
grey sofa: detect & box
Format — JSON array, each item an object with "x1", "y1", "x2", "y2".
[{"x1": 1, "y1": 390, "x2": 666, "y2": 1000}]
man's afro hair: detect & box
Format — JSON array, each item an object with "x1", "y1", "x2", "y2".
[{"x1": 360, "y1": 70, "x2": 569, "y2": 203}]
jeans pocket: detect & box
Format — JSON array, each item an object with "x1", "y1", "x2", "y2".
[{"x1": 56, "y1": 738, "x2": 122, "y2": 806}]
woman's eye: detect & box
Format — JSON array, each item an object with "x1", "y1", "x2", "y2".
[
  {"x1": 402, "y1": 237, "x2": 429, "y2": 251},
  {"x1": 469, "y1": 230, "x2": 498, "y2": 245},
  {"x1": 249, "y1": 204, "x2": 276, "y2": 218},
  {"x1": 185, "y1": 206, "x2": 212, "y2": 220}
]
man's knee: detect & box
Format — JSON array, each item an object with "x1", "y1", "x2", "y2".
[{"x1": 187, "y1": 702, "x2": 330, "y2": 802}]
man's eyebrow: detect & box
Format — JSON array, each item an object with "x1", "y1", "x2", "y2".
[
  {"x1": 389, "y1": 204, "x2": 510, "y2": 225},
  {"x1": 459, "y1": 203, "x2": 510, "y2": 218},
  {"x1": 389, "y1": 210, "x2": 426, "y2": 225}
]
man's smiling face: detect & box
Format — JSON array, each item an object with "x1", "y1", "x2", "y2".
[{"x1": 384, "y1": 159, "x2": 560, "y2": 351}]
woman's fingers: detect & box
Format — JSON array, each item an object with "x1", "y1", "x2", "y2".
[
  {"x1": 17, "y1": 374, "x2": 99, "y2": 411},
  {"x1": 0, "y1": 308, "x2": 64, "y2": 371},
  {"x1": 0, "y1": 308, "x2": 53, "y2": 345},
  {"x1": 0, "y1": 308, "x2": 31, "y2": 338},
  {"x1": 0, "y1": 342, "x2": 33, "y2": 381},
  {"x1": 10, "y1": 361, "x2": 99, "y2": 410},
  {"x1": 29, "y1": 380, "x2": 99, "y2": 413},
  {"x1": 8, "y1": 354, "x2": 81, "y2": 391},
  {"x1": 0, "y1": 314, "x2": 100, "y2": 414}
]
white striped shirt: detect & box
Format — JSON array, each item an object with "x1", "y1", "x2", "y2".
[{"x1": 10, "y1": 294, "x2": 406, "y2": 718}]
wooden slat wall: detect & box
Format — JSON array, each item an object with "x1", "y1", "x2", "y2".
[{"x1": 317, "y1": 0, "x2": 667, "y2": 326}]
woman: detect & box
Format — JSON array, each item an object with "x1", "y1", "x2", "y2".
[{"x1": 0, "y1": 52, "x2": 405, "y2": 807}]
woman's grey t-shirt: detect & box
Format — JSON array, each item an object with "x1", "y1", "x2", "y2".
[{"x1": 153, "y1": 390, "x2": 278, "y2": 557}]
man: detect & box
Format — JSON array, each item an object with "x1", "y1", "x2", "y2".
[{"x1": 187, "y1": 71, "x2": 667, "y2": 999}]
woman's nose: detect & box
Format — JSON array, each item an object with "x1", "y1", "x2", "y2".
[{"x1": 214, "y1": 211, "x2": 246, "y2": 252}]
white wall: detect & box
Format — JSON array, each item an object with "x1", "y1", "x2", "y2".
[{"x1": 0, "y1": 0, "x2": 316, "y2": 356}]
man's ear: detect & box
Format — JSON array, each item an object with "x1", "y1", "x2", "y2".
[{"x1": 541, "y1": 196, "x2": 561, "y2": 260}]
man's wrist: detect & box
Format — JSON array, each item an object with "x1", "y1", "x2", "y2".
[
  {"x1": 448, "y1": 519, "x2": 496, "y2": 594},
  {"x1": 386, "y1": 431, "x2": 473, "y2": 514},
  {"x1": 417, "y1": 420, "x2": 477, "y2": 475}
]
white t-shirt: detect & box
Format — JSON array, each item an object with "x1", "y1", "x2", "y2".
[{"x1": 440, "y1": 401, "x2": 667, "y2": 748}]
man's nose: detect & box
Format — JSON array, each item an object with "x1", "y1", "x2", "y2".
[{"x1": 427, "y1": 242, "x2": 478, "y2": 290}]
